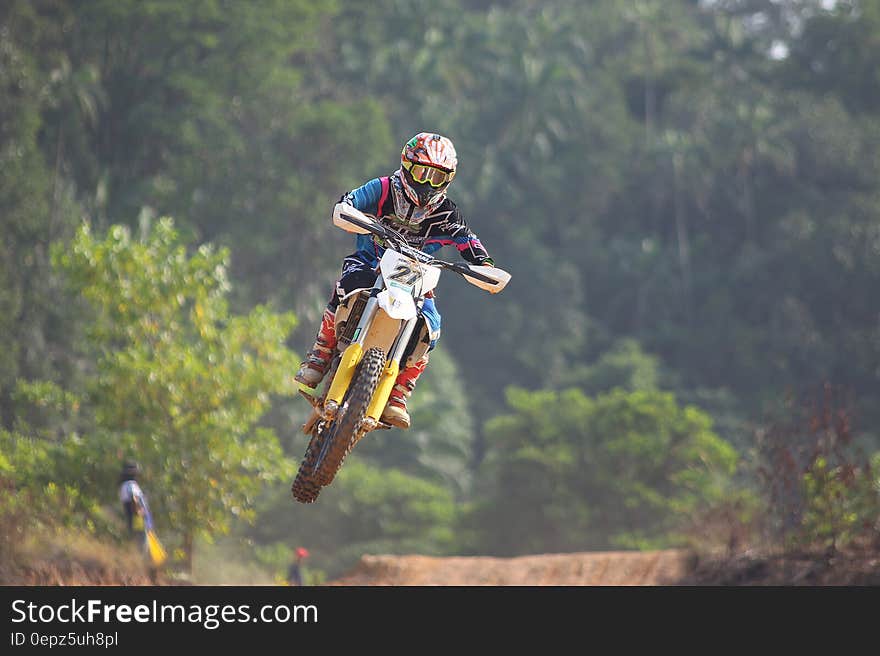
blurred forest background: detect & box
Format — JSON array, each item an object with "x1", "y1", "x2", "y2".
[{"x1": 2, "y1": 0, "x2": 879, "y2": 584}]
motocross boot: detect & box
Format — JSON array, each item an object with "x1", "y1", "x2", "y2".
[
  {"x1": 295, "y1": 308, "x2": 337, "y2": 388},
  {"x1": 380, "y1": 354, "x2": 429, "y2": 429}
]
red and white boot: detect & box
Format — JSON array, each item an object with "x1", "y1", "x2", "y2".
[
  {"x1": 380, "y1": 354, "x2": 429, "y2": 429},
  {"x1": 295, "y1": 308, "x2": 337, "y2": 388}
]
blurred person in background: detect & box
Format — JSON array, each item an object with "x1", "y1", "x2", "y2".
[
  {"x1": 118, "y1": 459, "x2": 163, "y2": 583},
  {"x1": 287, "y1": 546, "x2": 310, "y2": 586},
  {"x1": 118, "y1": 459, "x2": 147, "y2": 538}
]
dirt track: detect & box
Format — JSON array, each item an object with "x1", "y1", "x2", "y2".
[
  {"x1": 330, "y1": 550, "x2": 692, "y2": 586},
  {"x1": 7, "y1": 544, "x2": 876, "y2": 586}
]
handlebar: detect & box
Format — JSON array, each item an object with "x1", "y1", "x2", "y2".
[
  {"x1": 434, "y1": 260, "x2": 500, "y2": 284},
  {"x1": 337, "y1": 209, "x2": 502, "y2": 286}
]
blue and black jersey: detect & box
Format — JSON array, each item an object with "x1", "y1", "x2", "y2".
[{"x1": 341, "y1": 171, "x2": 493, "y2": 269}]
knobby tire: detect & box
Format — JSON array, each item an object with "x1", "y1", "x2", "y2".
[
  {"x1": 291, "y1": 347, "x2": 385, "y2": 503},
  {"x1": 314, "y1": 347, "x2": 385, "y2": 486},
  {"x1": 291, "y1": 424, "x2": 326, "y2": 503}
]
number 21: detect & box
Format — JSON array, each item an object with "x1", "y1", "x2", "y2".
[{"x1": 388, "y1": 263, "x2": 420, "y2": 285}]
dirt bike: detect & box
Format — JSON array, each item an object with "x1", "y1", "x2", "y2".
[{"x1": 291, "y1": 203, "x2": 511, "y2": 504}]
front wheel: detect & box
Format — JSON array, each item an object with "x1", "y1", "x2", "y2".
[
  {"x1": 291, "y1": 355, "x2": 341, "y2": 504},
  {"x1": 313, "y1": 346, "x2": 386, "y2": 487},
  {"x1": 291, "y1": 419, "x2": 327, "y2": 504}
]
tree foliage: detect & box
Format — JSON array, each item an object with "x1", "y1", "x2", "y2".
[
  {"x1": 0, "y1": 4, "x2": 81, "y2": 430},
  {"x1": 52, "y1": 219, "x2": 299, "y2": 568},
  {"x1": 468, "y1": 386, "x2": 739, "y2": 555}
]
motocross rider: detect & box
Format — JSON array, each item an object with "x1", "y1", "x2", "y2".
[{"x1": 294, "y1": 133, "x2": 495, "y2": 429}]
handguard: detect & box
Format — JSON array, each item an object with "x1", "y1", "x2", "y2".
[
  {"x1": 461, "y1": 265, "x2": 511, "y2": 293},
  {"x1": 332, "y1": 202, "x2": 376, "y2": 234}
]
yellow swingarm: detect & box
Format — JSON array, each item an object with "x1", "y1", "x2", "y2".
[
  {"x1": 366, "y1": 359, "x2": 399, "y2": 422},
  {"x1": 325, "y1": 342, "x2": 363, "y2": 407}
]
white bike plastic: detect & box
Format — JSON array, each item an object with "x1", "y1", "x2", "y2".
[
  {"x1": 378, "y1": 249, "x2": 441, "y2": 294},
  {"x1": 376, "y1": 287, "x2": 417, "y2": 320},
  {"x1": 461, "y1": 265, "x2": 511, "y2": 294},
  {"x1": 333, "y1": 202, "x2": 375, "y2": 234}
]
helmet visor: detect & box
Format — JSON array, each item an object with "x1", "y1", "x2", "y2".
[{"x1": 403, "y1": 161, "x2": 454, "y2": 188}]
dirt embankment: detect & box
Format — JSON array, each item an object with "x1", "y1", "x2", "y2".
[
  {"x1": 6, "y1": 544, "x2": 878, "y2": 586},
  {"x1": 0, "y1": 530, "x2": 157, "y2": 586},
  {"x1": 331, "y1": 550, "x2": 692, "y2": 586},
  {"x1": 330, "y1": 549, "x2": 880, "y2": 586},
  {"x1": 2, "y1": 550, "x2": 155, "y2": 586}
]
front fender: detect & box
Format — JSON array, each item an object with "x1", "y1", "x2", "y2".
[{"x1": 377, "y1": 287, "x2": 417, "y2": 321}]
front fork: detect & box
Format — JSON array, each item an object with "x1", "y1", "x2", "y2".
[
  {"x1": 364, "y1": 314, "x2": 418, "y2": 425},
  {"x1": 321, "y1": 278, "x2": 421, "y2": 428}
]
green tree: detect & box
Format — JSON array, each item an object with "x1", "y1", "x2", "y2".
[
  {"x1": 32, "y1": 0, "x2": 395, "y2": 321},
  {"x1": 467, "y1": 386, "x2": 739, "y2": 555},
  {"x1": 558, "y1": 338, "x2": 660, "y2": 395},
  {"x1": 53, "y1": 218, "x2": 299, "y2": 570},
  {"x1": 0, "y1": 5, "x2": 82, "y2": 430},
  {"x1": 800, "y1": 456, "x2": 879, "y2": 553}
]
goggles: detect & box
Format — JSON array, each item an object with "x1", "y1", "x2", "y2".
[{"x1": 403, "y1": 161, "x2": 455, "y2": 188}]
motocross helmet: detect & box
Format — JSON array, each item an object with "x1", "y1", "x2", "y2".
[{"x1": 399, "y1": 133, "x2": 457, "y2": 208}]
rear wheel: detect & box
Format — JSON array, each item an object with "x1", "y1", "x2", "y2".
[{"x1": 313, "y1": 346, "x2": 386, "y2": 486}]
